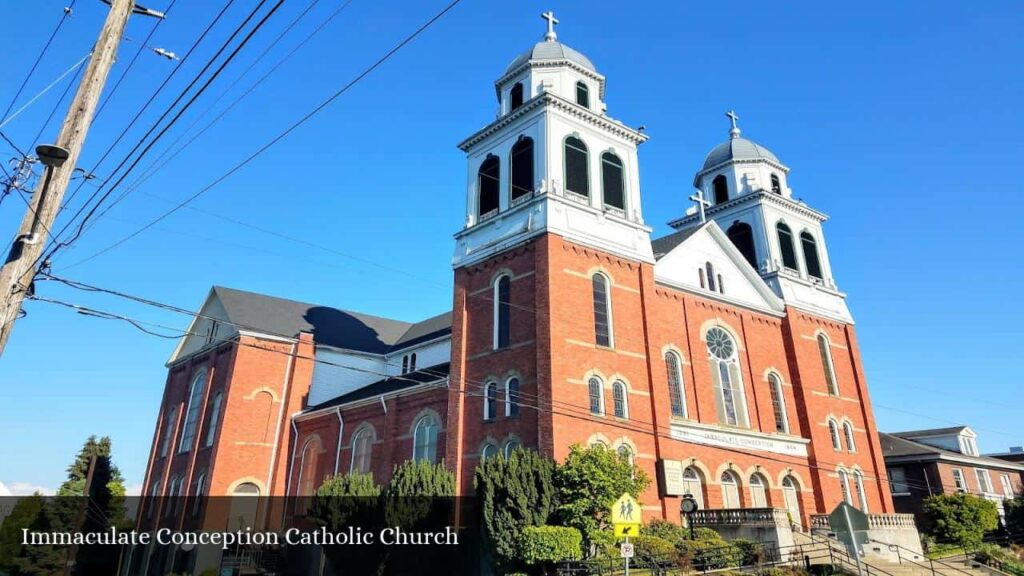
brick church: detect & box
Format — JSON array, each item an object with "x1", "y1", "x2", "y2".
[{"x1": 140, "y1": 12, "x2": 900, "y2": 544}]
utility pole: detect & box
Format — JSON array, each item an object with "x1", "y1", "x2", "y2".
[{"x1": 0, "y1": 0, "x2": 163, "y2": 357}]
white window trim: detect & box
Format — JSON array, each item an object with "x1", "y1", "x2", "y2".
[
  {"x1": 612, "y1": 380, "x2": 629, "y2": 419},
  {"x1": 818, "y1": 334, "x2": 840, "y2": 396},
  {"x1": 588, "y1": 377, "x2": 605, "y2": 416},
  {"x1": 504, "y1": 377, "x2": 518, "y2": 417},
  {"x1": 951, "y1": 468, "x2": 967, "y2": 492},
  {"x1": 349, "y1": 427, "x2": 374, "y2": 474},
  {"x1": 178, "y1": 371, "x2": 207, "y2": 454},
  {"x1": 976, "y1": 469, "x2": 994, "y2": 494},
  {"x1": 768, "y1": 373, "x2": 789, "y2": 433},
  {"x1": 854, "y1": 472, "x2": 869, "y2": 512},
  {"x1": 843, "y1": 421, "x2": 857, "y2": 453},
  {"x1": 483, "y1": 382, "x2": 498, "y2": 421},
  {"x1": 666, "y1": 351, "x2": 688, "y2": 419},
  {"x1": 492, "y1": 274, "x2": 510, "y2": 350},
  {"x1": 593, "y1": 273, "x2": 614, "y2": 348},
  {"x1": 412, "y1": 415, "x2": 439, "y2": 463},
  {"x1": 192, "y1": 473, "x2": 206, "y2": 516},
  {"x1": 828, "y1": 419, "x2": 842, "y2": 451}
]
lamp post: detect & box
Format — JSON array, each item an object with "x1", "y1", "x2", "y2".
[
  {"x1": 23, "y1": 145, "x2": 70, "y2": 245},
  {"x1": 681, "y1": 493, "x2": 699, "y2": 540}
]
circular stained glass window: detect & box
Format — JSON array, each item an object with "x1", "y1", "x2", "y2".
[{"x1": 706, "y1": 327, "x2": 735, "y2": 360}]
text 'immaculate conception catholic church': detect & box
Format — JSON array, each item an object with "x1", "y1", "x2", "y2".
[{"x1": 141, "y1": 12, "x2": 899, "y2": 540}]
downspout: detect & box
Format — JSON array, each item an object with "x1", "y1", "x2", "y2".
[
  {"x1": 333, "y1": 408, "x2": 344, "y2": 475},
  {"x1": 285, "y1": 418, "x2": 299, "y2": 497}
]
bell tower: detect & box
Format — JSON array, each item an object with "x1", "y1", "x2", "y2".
[
  {"x1": 670, "y1": 112, "x2": 852, "y2": 322},
  {"x1": 453, "y1": 12, "x2": 652, "y2": 268}
]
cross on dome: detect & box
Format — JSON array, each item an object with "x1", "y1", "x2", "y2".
[
  {"x1": 726, "y1": 110, "x2": 741, "y2": 139},
  {"x1": 542, "y1": 11, "x2": 559, "y2": 42}
]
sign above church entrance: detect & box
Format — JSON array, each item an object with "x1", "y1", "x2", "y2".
[{"x1": 669, "y1": 422, "x2": 809, "y2": 457}]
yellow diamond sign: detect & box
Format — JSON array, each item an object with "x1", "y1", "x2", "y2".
[{"x1": 611, "y1": 493, "x2": 641, "y2": 525}]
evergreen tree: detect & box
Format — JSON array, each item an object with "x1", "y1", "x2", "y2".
[
  {"x1": 0, "y1": 493, "x2": 44, "y2": 572},
  {"x1": 309, "y1": 472, "x2": 384, "y2": 576},
  {"x1": 474, "y1": 448, "x2": 557, "y2": 571}
]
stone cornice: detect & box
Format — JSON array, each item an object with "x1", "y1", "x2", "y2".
[
  {"x1": 458, "y1": 93, "x2": 647, "y2": 152},
  {"x1": 668, "y1": 190, "x2": 828, "y2": 229},
  {"x1": 495, "y1": 59, "x2": 606, "y2": 99}
]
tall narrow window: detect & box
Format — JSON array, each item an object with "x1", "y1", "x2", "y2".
[
  {"x1": 564, "y1": 136, "x2": 589, "y2": 197},
  {"x1": 706, "y1": 327, "x2": 748, "y2": 427},
  {"x1": 838, "y1": 470, "x2": 852, "y2": 505},
  {"x1": 509, "y1": 82, "x2": 524, "y2": 111},
  {"x1": 575, "y1": 81, "x2": 590, "y2": 108},
  {"x1": 705, "y1": 262, "x2": 717, "y2": 292},
  {"x1": 976, "y1": 469, "x2": 994, "y2": 493},
  {"x1": 510, "y1": 136, "x2": 534, "y2": 202},
  {"x1": 160, "y1": 407, "x2": 177, "y2": 457},
  {"x1": 801, "y1": 231, "x2": 823, "y2": 279},
  {"x1": 665, "y1": 351, "x2": 687, "y2": 418},
  {"x1": 771, "y1": 174, "x2": 781, "y2": 194},
  {"x1": 409, "y1": 353, "x2": 417, "y2": 372},
  {"x1": 698, "y1": 267, "x2": 706, "y2": 288},
  {"x1": 721, "y1": 471, "x2": 741, "y2": 509},
  {"x1": 776, "y1": 223, "x2": 798, "y2": 270},
  {"x1": 165, "y1": 476, "x2": 181, "y2": 518},
  {"x1": 828, "y1": 419, "x2": 842, "y2": 451},
  {"x1": 612, "y1": 381, "x2": 628, "y2": 419},
  {"x1": 768, "y1": 374, "x2": 788, "y2": 433},
  {"x1": 854, "y1": 471, "x2": 868, "y2": 512},
  {"x1": 712, "y1": 175, "x2": 728, "y2": 204},
  {"x1": 505, "y1": 377, "x2": 520, "y2": 417},
  {"x1": 192, "y1": 472, "x2": 206, "y2": 516},
  {"x1": 617, "y1": 445, "x2": 634, "y2": 466},
  {"x1": 1000, "y1": 474, "x2": 1013, "y2": 498},
  {"x1": 889, "y1": 467, "x2": 909, "y2": 494},
  {"x1": 951, "y1": 468, "x2": 967, "y2": 492},
  {"x1": 683, "y1": 467, "x2": 704, "y2": 508},
  {"x1": 749, "y1": 473, "x2": 768, "y2": 508},
  {"x1": 818, "y1": 334, "x2": 839, "y2": 396},
  {"x1": 350, "y1": 427, "x2": 373, "y2": 474},
  {"x1": 494, "y1": 275, "x2": 511, "y2": 349},
  {"x1": 481, "y1": 443, "x2": 498, "y2": 462},
  {"x1": 477, "y1": 155, "x2": 500, "y2": 217},
  {"x1": 601, "y1": 152, "x2": 625, "y2": 211},
  {"x1": 504, "y1": 440, "x2": 520, "y2": 458},
  {"x1": 401, "y1": 355, "x2": 409, "y2": 374},
  {"x1": 147, "y1": 480, "x2": 161, "y2": 519},
  {"x1": 588, "y1": 377, "x2": 604, "y2": 415},
  {"x1": 843, "y1": 421, "x2": 856, "y2": 452},
  {"x1": 484, "y1": 382, "x2": 498, "y2": 421},
  {"x1": 413, "y1": 414, "x2": 439, "y2": 463},
  {"x1": 298, "y1": 437, "x2": 322, "y2": 495},
  {"x1": 592, "y1": 273, "x2": 612, "y2": 347},
  {"x1": 179, "y1": 371, "x2": 207, "y2": 453},
  {"x1": 204, "y1": 392, "x2": 223, "y2": 448},
  {"x1": 727, "y1": 222, "x2": 757, "y2": 269}
]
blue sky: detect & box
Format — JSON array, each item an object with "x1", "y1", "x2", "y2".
[{"x1": 0, "y1": 0, "x2": 1021, "y2": 493}]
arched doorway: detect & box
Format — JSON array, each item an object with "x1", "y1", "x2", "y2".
[
  {"x1": 782, "y1": 476, "x2": 802, "y2": 528},
  {"x1": 229, "y1": 482, "x2": 261, "y2": 531}
]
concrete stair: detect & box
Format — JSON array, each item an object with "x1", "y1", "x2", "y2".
[{"x1": 790, "y1": 531, "x2": 998, "y2": 576}]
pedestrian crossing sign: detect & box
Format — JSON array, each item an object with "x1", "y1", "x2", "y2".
[{"x1": 611, "y1": 493, "x2": 640, "y2": 525}]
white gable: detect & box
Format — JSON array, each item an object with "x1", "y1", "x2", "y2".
[
  {"x1": 654, "y1": 223, "x2": 784, "y2": 315},
  {"x1": 167, "y1": 290, "x2": 236, "y2": 365}
]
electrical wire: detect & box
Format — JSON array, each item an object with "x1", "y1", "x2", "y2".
[{"x1": 0, "y1": 53, "x2": 93, "y2": 131}]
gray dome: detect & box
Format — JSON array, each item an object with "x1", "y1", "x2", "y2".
[
  {"x1": 504, "y1": 40, "x2": 596, "y2": 76},
  {"x1": 702, "y1": 137, "x2": 780, "y2": 171}
]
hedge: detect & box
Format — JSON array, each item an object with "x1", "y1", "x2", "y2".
[{"x1": 518, "y1": 526, "x2": 583, "y2": 566}]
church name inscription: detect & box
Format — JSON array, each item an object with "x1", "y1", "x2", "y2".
[{"x1": 669, "y1": 423, "x2": 808, "y2": 457}]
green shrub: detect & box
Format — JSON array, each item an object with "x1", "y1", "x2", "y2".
[
  {"x1": 518, "y1": 526, "x2": 583, "y2": 568},
  {"x1": 641, "y1": 518, "x2": 686, "y2": 543},
  {"x1": 688, "y1": 526, "x2": 725, "y2": 541},
  {"x1": 922, "y1": 493, "x2": 999, "y2": 549},
  {"x1": 677, "y1": 538, "x2": 739, "y2": 570},
  {"x1": 630, "y1": 535, "x2": 677, "y2": 568},
  {"x1": 733, "y1": 538, "x2": 767, "y2": 565}
]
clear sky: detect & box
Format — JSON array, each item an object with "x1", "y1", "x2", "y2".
[{"x1": 0, "y1": 0, "x2": 1021, "y2": 494}]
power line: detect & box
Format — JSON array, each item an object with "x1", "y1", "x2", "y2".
[
  {"x1": 57, "y1": 0, "x2": 465, "y2": 270},
  {"x1": 0, "y1": 52, "x2": 93, "y2": 131},
  {"x1": 30, "y1": 52, "x2": 87, "y2": 150},
  {"x1": 0, "y1": 0, "x2": 80, "y2": 123}
]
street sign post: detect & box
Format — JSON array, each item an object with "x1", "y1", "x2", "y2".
[{"x1": 611, "y1": 493, "x2": 642, "y2": 576}]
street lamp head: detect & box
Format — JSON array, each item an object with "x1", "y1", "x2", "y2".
[{"x1": 35, "y1": 145, "x2": 70, "y2": 168}]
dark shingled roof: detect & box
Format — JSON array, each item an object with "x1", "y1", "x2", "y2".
[
  {"x1": 880, "y1": 433, "x2": 1024, "y2": 471},
  {"x1": 212, "y1": 286, "x2": 451, "y2": 354},
  {"x1": 308, "y1": 362, "x2": 450, "y2": 411},
  {"x1": 651, "y1": 226, "x2": 702, "y2": 260},
  {"x1": 892, "y1": 427, "x2": 968, "y2": 439}
]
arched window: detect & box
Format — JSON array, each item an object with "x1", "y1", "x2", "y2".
[
  {"x1": 494, "y1": 274, "x2": 511, "y2": 349},
  {"x1": 706, "y1": 327, "x2": 749, "y2": 427},
  {"x1": 612, "y1": 381, "x2": 628, "y2": 419},
  {"x1": 350, "y1": 427, "x2": 373, "y2": 474},
  {"x1": 413, "y1": 413, "x2": 439, "y2": 463},
  {"x1": 717, "y1": 274, "x2": 724, "y2": 294},
  {"x1": 505, "y1": 377, "x2": 519, "y2": 417},
  {"x1": 165, "y1": 476, "x2": 181, "y2": 518},
  {"x1": 721, "y1": 471, "x2": 741, "y2": 509},
  {"x1": 617, "y1": 444, "x2": 634, "y2": 466},
  {"x1": 484, "y1": 382, "x2": 498, "y2": 421},
  {"x1": 481, "y1": 443, "x2": 498, "y2": 462},
  {"x1": 204, "y1": 391, "x2": 223, "y2": 448},
  {"x1": 828, "y1": 419, "x2": 842, "y2": 451},
  {"x1": 727, "y1": 222, "x2": 757, "y2": 269},
  {"x1": 800, "y1": 231, "x2": 823, "y2": 279},
  {"x1": 509, "y1": 82, "x2": 524, "y2": 111},
  {"x1": 298, "y1": 436, "x2": 323, "y2": 495},
  {"x1": 838, "y1": 470, "x2": 853, "y2": 505},
  {"x1": 192, "y1": 472, "x2": 206, "y2": 516},
  {"x1": 818, "y1": 334, "x2": 839, "y2": 396},
  {"x1": 698, "y1": 267, "x2": 706, "y2": 288},
  {"x1": 749, "y1": 473, "x2": 769, "y2": 508},
  {"x1": 401, "y1": 355, "x2": 409, "y2": 374},
  {"x1": 771, "y1": 174, "x2": 781, "y2": 194},
  {"x1": 854, "y1": 471, "x2": 868, "y2": 512},
  {"x1": 712, "y1": 175, "x2": 728, "y2": 204},
  {"x1": 843, "y1": 421, "x2": 856, "y2": 452},
  {"x1": 665, "y1": 351, "x2": 687, "y2": 418},
  {"x1": 782, "y1": 476, "x2": 801, "y2": 525},
  {"x1": 564, "y1": 136, "x2": 589, "y2": 197},
  {"x1": 503, "y1": 439, "x2": 520, "y2": 458},
  {"x1": 179, "y1": 371, "x2": 207, "y2": 453},
  {"x1": 592, "y1": 273, "x2": 612, "y2": 347},
  {"x1": 159, "y1": 407, "x2": 177, "y2": 458},
  {"x1": 146, "y1": 480, "x2": 161, "y2": 519},
  {"x1": 776, "y1": 223, "x2": 798, "y2": 270},
  {"x1": 705, "y1": 262, "x2": 717, "y2": 292},
  {"x1": 477, "y1": 155, "x2": 500, "y2": 217},
  {"x1": 768, "y1": 374, "x2": 788, "y2": 433},
  {"x1": 510, "y1": 136, "x2": 534, "y2": 202},
  {"x1": 409, "y1": 353, "x2": 417, "y2": 372},
  {"x1": 682, "y1": 467, "x2": 704, "y2": 508},
  {"x1": 576, "y1": 81, "x2": 590, "y2": 108},
  {"x1": 601, "y1": 152, "x2": 625, "y2": 211},
  {"x1": 588, "y1": 377, "x2": 604, "y2": 415}
]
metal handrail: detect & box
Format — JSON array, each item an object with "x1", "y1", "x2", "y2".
[{"x1": 878, "y1": 541, "x2": 980, "y2": 576}]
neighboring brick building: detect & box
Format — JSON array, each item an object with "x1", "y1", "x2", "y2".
[
  {"x1": 137, "y1": 13, "x2": 914, "y2": 574},
  {"x1": 881, "y1": 427, "x2": 1024, "y2": 524}
]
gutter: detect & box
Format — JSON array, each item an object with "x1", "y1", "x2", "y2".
[{"x1": 333, "y1": 408, "x2": 344, "y2": 476}]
